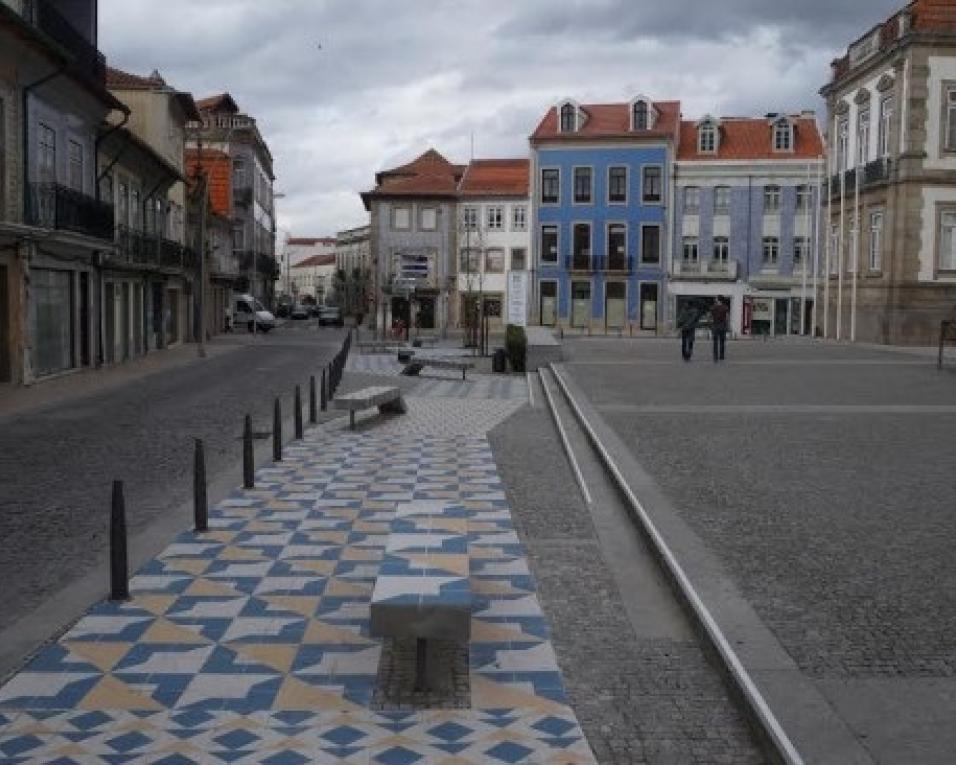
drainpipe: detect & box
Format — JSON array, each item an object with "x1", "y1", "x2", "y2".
[{"x1": 95, "y1": 110, "x2": 131, "y2": 200}]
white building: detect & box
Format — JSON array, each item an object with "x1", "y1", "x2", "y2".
[
  {"x1": 289, "y1": 253, "x2": 336, "y2": 303},
  {"x1": 277, "y1": 236, "x2": 335, "y2": 298},
  {"x1": 457, "y1": 159, "x2": 531, "y2": 328},
  {"x1": 335, "y1": 225, "x2": 372, "y2": 317}
]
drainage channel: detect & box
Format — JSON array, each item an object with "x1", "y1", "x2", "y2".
[{"x1": 541, "y1": 363, "x2": 803, "y2": 765}]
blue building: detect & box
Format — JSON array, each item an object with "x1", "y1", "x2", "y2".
[{"x1": 529, "y1": 98, "x2": 679, "y2": 331}]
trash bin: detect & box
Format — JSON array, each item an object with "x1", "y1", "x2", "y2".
[{"x1": 492, "y1": 348, "x2": 507, "y2": 374}]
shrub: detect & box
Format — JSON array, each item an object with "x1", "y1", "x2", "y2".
[{"x1": 505, "y1": 324, "x2": 527, "y2": 373}]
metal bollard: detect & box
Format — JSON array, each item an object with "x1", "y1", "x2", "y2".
[
  {"x1": 309, "y1": 375, "x2": 318, "y2": 424},
  {"x1": 110, "y1": 480, "x2": 129, "y2": 601},
  {"x1": 273, "y1": 397, "x2": 282, "y2": 462},
  {"x1": 194, "y1": 438, "x2": 208, "y2": 532},
  {"x1": 321, "y1": 368, "x2": 328, "y2": 411},
  {"x1": 243, "y1": 414, "x2": 255, "y2": 489},
  {"x1": 294, "y1": 384, "x2": 303, "y2": 440}
]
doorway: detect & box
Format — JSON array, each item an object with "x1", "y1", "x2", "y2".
[
  {"x1": 571, "y1": 280, "x2": 590, "y2": 328},
  {"x1": 540, "y1": 281, "x2": 557, "y2": 326},
  {"x1": 605, "y1": 282, "x2": 626, "y2": 329},
  {"x1": 79, "y1": 272, "x2": 90, "y2": 367},
  {"x1": 639, "y1": 283, "x2": 658, "y2": 330}
]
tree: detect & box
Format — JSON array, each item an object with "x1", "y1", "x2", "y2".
[{"x1": 457, "y1": 205, "x2": 486, "y2": 349}]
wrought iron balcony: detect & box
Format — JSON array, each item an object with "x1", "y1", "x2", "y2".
[
  {"x1": 26, "y1": 182, "x2": 113, "y2": 240},
  {"x1": 605, "y1": 253, "x2": 630, "y2": 272},
  {"x1": 569, "y1": 250, "x2": 591, "y2": 271},
  {"x1": 864, "y1": 157, "x2": 892, "y2": 185},
  {"x1": 233, "y1": 186, "x2": 253, "y2": 208},
  {"x1": 22, "y1": 0, "x2": 106, "y2": 86}
]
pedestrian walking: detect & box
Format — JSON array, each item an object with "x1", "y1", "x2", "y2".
[
  {"x1": 710, "y1": 296, "x2": 729, "y2": 362},
  {"x1": 677, "y1": 301, "x2": 701, "y2": 361}
]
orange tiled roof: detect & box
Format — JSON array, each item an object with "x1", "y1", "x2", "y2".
[
  {"x1": 196, "y1": 93, "x2": 239, "y2": 113},
  {"x1": 913, "y1": 0, "x2": 956, "y2": 30},
  {"x1": 531, "y1": 101, "x2": 681, "y2": 143},
  {"x1": 292, "y1": 254, "x2": 336, "y2": 268},
  {"x1": 288, "y1": 237, "x2": 335, "y2": 246},
  {"x1": 459, "y1": 159, "x2": 529, "y2": 197},
  {"x1": 362, "y1": 148, "x2": 464, "y2": 208},
  {"x1": 106, "y1": 66, "x2": 166, "y2": 89},
  {"x1": 677, "y1": 117, "x2": 823, "y2": 161}
]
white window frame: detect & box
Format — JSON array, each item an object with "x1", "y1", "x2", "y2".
[
  {"x1": 391, "y1": 205, "x2": 412, "y2": 231},
  {"x1": 606, "y1": 222, "x2": 627, "y2": 270},
  {"x1": 633, "y1": 100, "x2": 649, "y2": 131},
  {"x1": 947, "y1": 87, "x2": 956, "y2": 152},
  {"x1": 642, "y1": 165, "x2": 662, "y2": 204},
  {"x1": 762, "y1": 236, "x2": 779, "y2": 267},
  {"x1": 485, "y1": 205, "x2": 503, "y2": 231},
  {"x1": 713, "y1": 236, "x2": 729, "y2": 263},
  {"x1": 879, "y1": 96, "x2": 894, "y2": 158},
  {"x1": 541, "y1": 167, "x2": 560, "y2": 205},
  {"x1": 869, "y1": 210, "x2": 884, "y2": 271},
  {"x1": 858, "y1": 108, "x2": 871, "y2": 166},
  {"x1": 764, "y1": 186, "x2": 781, "y2": 213},
  {"x1": 682, "y1": 236, "x2": 699, "y2": 263},
  {"x1": 485, "y1": 247, "x2": 505, "y2": 273},
  {"x1": 512, "y1": 205, "x2": 527, "y2": 231},
  {"x1": 793, "y1": 237, "x2": 808, "y2": 271},
  {"x1": 572, "y1": 166, "x2": 593, "y2": 205},
  {"x1": 420, "y1": 205, "x2": 438, "y2": 231},
  {"x1": 838, "y1": 118, "x2": 850, "y2": 171},
  {"x1": 699, "y1": 123, "x2": 717, "y2": 153},
  {"x1": 938, "y1": 208, "x2": 956, "y2": 272},
  {"x1": 510, "y1": 247, "x2": 527, "y2": 270},
  {"x1": 608, "y1": 165, "x2": 628, "y2": 204},
  {"x1": 773, "y1": 119, "x2": 793, "y2": 152},
  {"x1": 714, "y1": 186, "x2": 731, "y2": 213},
  {"x1": 460, "y1": 247, "x2": 481, "y2": 273},
  {"x1": 541, "y1": 224, "x2": 559, "y2": 265},
  {"x1": 571, "y1": 222, "x2": 592, "y2": 270},
  {"x1": 462, "y1": 205, "x2": 478, "y2": 231},
  {"x1": 641, "y1": 224, "x2": 661, "y2": 265},
  {"x1": 796, "y1": 185, "x2": 812, "y2": 211},
  {"x1": 683, "y1": 186, "x2": 700, "y2": 213}
]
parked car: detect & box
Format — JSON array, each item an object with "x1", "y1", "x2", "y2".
[
  {"x1": 318, "y1": 306, "x2": 344, "y2": 327},
  {"x1": 290, "y1": 304, "x2": 310, "y2": 320},
  {"x1": 233, "y1": 294, "x2": 276, "y2": 332}
]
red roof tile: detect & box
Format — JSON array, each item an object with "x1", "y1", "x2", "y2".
[
  {"x1": 677, "y1": 117, "x2": 823, "y2": 161},
  {"x1": 913, "y1": 0, "x2": 956, "y2": 30},
  {"x1": 196, "y1": 93, "x2": 239, "y2": 113},
  {"x1": 459, "y1": 159, "x2": 529, "y2": 197},
  {"x1": 288, "y1": 237, "x2": 335, "y2": 246},
  {"x1": 292, "y1": 254, "x2": 337, "y2": 268},
  {"x1": 106, "y1": 66, "x2": 166, "y2": 89},
  {"x1": 362, "y1": 148, "x2": 465, "y2": 208},
  {"x1": 531, "y1": 101, "x2": 681, "y2": 143}
]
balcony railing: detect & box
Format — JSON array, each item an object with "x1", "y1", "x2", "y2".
[
  {"x1": 570, "y1": 249, "x2": 591, "y2": 271},
  {"x1": 605, "y1": 254, "x2": 630, "y2": 272},
  {"x1": 864, "y1": 157, "x2": 892, "y2": 185},
  {"x1": 22, "y1": 0, "x2": 106, "y2": 86},
  {"x1": 828, "y1": 158, "x2": 893, "y2": 197},
  {"x1": 671, "y1": 259, "x2": 739, "y2": 280},
  {"x1": 108, "y1": 226, "x2": 197, "y2": 272},
  {"x1": 26, "y1": 182, "x2": 113, "y2": 240}
]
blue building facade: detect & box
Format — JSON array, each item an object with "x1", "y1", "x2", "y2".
[{"x1": 530, "y1": 100, "x2": 677, "y2": 331}]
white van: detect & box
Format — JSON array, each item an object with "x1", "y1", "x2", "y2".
[{"x1": 232, "y1": 294, "x2": 276, "y2": 333}]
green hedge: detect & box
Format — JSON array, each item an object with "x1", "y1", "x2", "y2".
[{"x1": 505, "y1": 324, "x2": 527, "y2": 373}]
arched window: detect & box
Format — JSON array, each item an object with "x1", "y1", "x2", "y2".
[
  {"x1": 633, "y1": 100, "x2": 648, "y2": 130},
  {"x1": 560, "y1": 103, "x2": 576, "y2": 133}
]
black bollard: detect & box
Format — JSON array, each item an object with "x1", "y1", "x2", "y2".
[
  {"x1": 110, "y1": 480, "x2": 129, "y2": 601},
  {"x1": 294, "y1": 384, "x2": 303, "y2": 440},
  {"x1": 243, "y1": 414, "x2": 254, "y2": 489},
  {"x1": 273, "y1": 397, "x2": 282, "y2": 462},
  {"x1": 321, "y1": 368, "x2": 328, "y2": 411},
  {"x1": 309, "y1": 375, "x2": 318, "y2": 424},
  {"x1": 194, "y1": 438, "x2": 208, "y2": 532}
]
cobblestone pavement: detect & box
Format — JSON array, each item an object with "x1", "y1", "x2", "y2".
[
  {"x1": 562, "y1": 337, "x2": 956, "y2": 761},
  {"x1": 489, "y1": 399, "x2": 764, "y2": 764},
  {"x1": 0, "y1": 369, "x2": 595, "y2": 763},
  {"x1": 0, "y1": 325, "x2": 345, "y2": 637}
]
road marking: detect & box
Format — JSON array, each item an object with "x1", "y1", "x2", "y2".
[
  {"x1": 550, "y1": 362, "x2": 804, "y2": 765},
  {"x1": 538, "y1": 369, "x2": 591, "y2": 506}
]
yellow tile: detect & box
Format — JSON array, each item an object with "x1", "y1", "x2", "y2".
[
  {"x1": 139, "y1": 618, "x2": 211, "y2": 645},
  {"x1": 79, "y1": 675, "x2": 164, "y2": 711},
  {"x1": 185, "y1": 579, "x2": 243, "y2": 598},
  {"x1": 261, "y1": 595, "x2": 322, "y2": 619},
  {"x1": 303, "y1": 619, "x2": 373, "y2": 646},
  {"x1": 471, "y1": 676, "x2": 567, "y2": 715},
  {"x1": 159, "y1": 558, "x2": 211, "y2": 576},
  {"x1": 273, "y1": 676, "x2": 361, "y2": 711},
  {"x1": 63, "y1": 642, "x2": 131, "y2": 673},
  {"x1": 131, "y1": 595, "x2": 178, "y2": 616},
  {"x1": 324, "y1": 578, "x2": 372, "y2": 598},
  {"x1": 227, "y1": 643, "x2": 299, "y2": 673},
  {"x1": 470, "y1": 620, "x2": 541, "y2": 645},
  {"x1": 219, "y1": 546, "x2": 267, "y2": 562}
]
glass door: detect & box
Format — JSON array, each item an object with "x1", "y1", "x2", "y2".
[
  {"x1": 606, "y1": 282, "x2": 626, "y2": 328},
  {"x1": 640, "y1": 283, "x2": 658, "y2": 330},
  {"x1": 571, "y1": 281, "x2": 591, "y2": 328},
  {"x1": 540, "y1": 281, "x2": 557, "y2": 326}
]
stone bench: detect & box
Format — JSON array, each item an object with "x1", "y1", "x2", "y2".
[
  {"x1": 370, "y1": 501, "x2": 471, "y2": 690},
  {"x1": 358, "y1": 341, "x2": 406, "y2": 354},
  {"x1": 333, "y1": 385, "x2": 406, "y2": 429},
  {"x1": 402, "y1": 355, "x2": 475, "y2": 380}
]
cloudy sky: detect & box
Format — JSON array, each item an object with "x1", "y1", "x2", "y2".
[{"x1": 101, "y1": 0, "x2": 901, "y2": 238}]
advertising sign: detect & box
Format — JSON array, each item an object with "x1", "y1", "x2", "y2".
[{"x1": 507, "y1": 271, "x2": 528, "y2": 326}]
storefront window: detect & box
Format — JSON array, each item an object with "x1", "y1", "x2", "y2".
[{"x1": 30, "y1": 268, "x2": 74, "y2": 376}]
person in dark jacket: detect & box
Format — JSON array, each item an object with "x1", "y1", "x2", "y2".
[
  {"x1": 676, "y1": 301, "x2": 701, "y2": 361},
  {"x1": 710, "y1": 296, "x2": 729, "y2": 362}
]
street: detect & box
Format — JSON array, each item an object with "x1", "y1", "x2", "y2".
[{"x1": 0, "y1": 323, "x2": 345, "y2": 646}]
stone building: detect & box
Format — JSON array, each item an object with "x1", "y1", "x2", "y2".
[
  {"x1": 821, "y1": 0, "x2": 956, "y2": 343},
  {"x1": 334, "y1": 225, "x2": 371, "y2": 318}
]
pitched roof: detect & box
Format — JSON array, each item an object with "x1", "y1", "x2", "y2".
[
  {"x1": 106, "y1": 66, "x2": 166, "y2": 89},
  {"x1": 196, "y1": 93, "x2": 239, "y2": 113},
  {"x1": 531, "y1": 101, "x2": 681, "y2": 143},
  {"x1": 288, "y1": 237, "x2": 336, "y2": 246},
  {"x1": 913, "y1": 0, "x2": 956, "y2": 30},
  {"x1": 459, "y1": 159, "x2": 529, "y2": 197},
  {"x1": 677, "y1": 116, "x2": 824, "y2": 161},
  {"x1": 361, "y1": 148, "x2": 465, "y2": 208},
  {"x1": 292, "y1": 254, "x2": 337, "y2": 268}
]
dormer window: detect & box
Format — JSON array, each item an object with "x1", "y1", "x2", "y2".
[
  {"x1": 633, "y1": 100, "x2": 649, "y2": 131},
  {"x1": 698, "y1": 119, "x2": 718, "y2": 153},
  {"x1": 773, "y1": 118, "x2": 793, "y2": 152},
  {"x1": 560, "y1": 103, "x2": 577, "y2": 133}
]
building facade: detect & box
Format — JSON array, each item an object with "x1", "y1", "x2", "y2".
[
  {"x1": 278, "y1": 236, "x2": 335, "y2": 298},
  {"x1": 289, "y1": 253, "x2": 336, "y2": 303},
  {"x1": 821, "y1": 0, "x2": 956, "y2": 343},
  {"x1": 334, "y1": 225, "x2": 371, "y2": 318},
  {"x1": 457, "y1": 159, "x2": 531, "y2": 329},
  {"x1": 672, "y1": 115, "x2": 825, "y2": 336},
  {"x1": 530, "y1": 98, "x2": 678, "y2": 331},
  {"x1": 361, "y1": 149, "x2": 462, "y2": 334}
]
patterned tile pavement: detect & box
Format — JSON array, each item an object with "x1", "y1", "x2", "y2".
[{"x1": 0, "y1": 369, "x2": 594, "y2": 764}]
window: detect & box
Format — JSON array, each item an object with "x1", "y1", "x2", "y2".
[
  {"x1": 573, "y1": 167, "x2": 592, "y2": 203},
  {"x1": 510, "y1": 247, "x2": 527, "y2": 270},
  {"x1": 233, "y1": 157, "x2": 246, "y2": 188},
  {"x1": 130, "y1": 188, "x2": 141, "y2": 230},
  {"x1": 485, "y1": 248, "x2": 505, "y2": 272},
  {"x1": 607, "y1": 224, "x2": 627, "y2": 270},
  {"x1": 560, "y1": 103, "x2": 576, "y2": 133},
  {"x1": 714, "y1": 186, "x2": 731, "y2": 213},
  {"x1": 486, "y1": 205, "x2": 503, "y2": 230},
  {"x1": 869, "y1": 211, "x2": 884, "y2": 271},
  {"x1": 713, "y1": 237, "x2": 729, "y2": 263},
  {"x1": 947, "y1": 88, "x2": 956, "y2": 151},
  {"x1": 682, "y1": 237, "x2": 699, "y2": 262},
  {"x1": 764, "y1": 185, "x2": 781, "y2": 213},
  {"x1": 541, "y1": 168, "x2": 559, "y2": 204},
  {"x1": 572, "y1": 223, "x2": 590, "y2": 269},
  {"x1": 642, "y1": 225, "x2": 661, "y2": 264},
  {"x1": 512, "y1": 205, "x2": 527, "y2": 230},
  {"x1": 608, "y1": 166, "x2": 627, "y2": 203},
  {"x1": 940, "y1": 211, "x2": 956, "y2": 271},
  {"x1": 462, "y1": 206, "x2": 478, "y2": 230},
  {"x1": 762, "y1": 237, "x2": 779, "y2": 266},
  {"x1": 699, "y1": 122, "x2": 717, "y2": 153},
  {"x1": 38, "y1": 123, "x2": 56, "y2": 182},
  {"x1": 633, "y1": 100, "x2": 648, "y2": 130},
  {"x1": 643, "y1": 166, "x2": 661, "y2": 203},
  {"x1": 391, "y1": 205, "x2": 411, "y2": 230},
  {"x1": 879, "y1": 96, "x2": 894, "y2": 157},
  {"x1": 233, "y1": 226, "x2": 245, "y2": 250},
  {"x1": 838, "y1": 118, "x2": 850, "y2": 171},
  {"x1": 68, "y1": 140, "x2": 83, "y2": 191},
  {"x1": 118, "y1": 181, "x2": 128, "y2": 227},
  {"x1": 858, "y1": 108, "x2": 870, "y2": 165},
  {"x1": 483, "y1": 296, "x2": 502, "y2": 318},
  {"x1": 773, "y1": 119, "x2": 792, "y2": 151},
  {"x1": 794, "y1": 237, "x2": 808, "y2": 270},
  {"x1": 541, "y1": 225, "x2": 558, "y2": 264},
  {"x1": 684, "y1": 186, "x2": 700, "y2": 212},
  {"x1": 796, "y1": 185, "x2": 812, "y2": 210},
  {"x1": 420, "y1": 206, "x2": 438, "y2": 231},
  {"x1": 460, "y1": 247, "x2": 481, "y2": 272}
]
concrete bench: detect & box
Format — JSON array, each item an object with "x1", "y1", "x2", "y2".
[
  {"x1": 370, "y1": 501, "x2": 471, "y2": 690},
  {"x1": 358, "y1": 341, "x2": 405, "y2": 354},
  {"x1": 402, "y1": 355, "x2": 475, "y2": 380},
  {"x1": 333, "y1": 385, "x2": 406, "y2": 429}
]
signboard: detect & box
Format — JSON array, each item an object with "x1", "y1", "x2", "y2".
[
  {"x1": 751, "y1": 297, "x2": 774, "y2": 322},
  {"x1": 507, "y1": 271, "x2": 528, "y2": 327}
]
